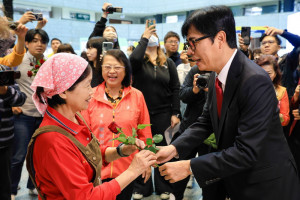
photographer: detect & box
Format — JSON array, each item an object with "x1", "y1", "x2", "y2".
[
  {"x1": 89, "y1": 2, "x2": 120, "y2": 49},
  {"x1": 0, "y1": 66, "x2": 26, "y2": 200},
  {"x1": 0, "y1": 17, "x2": 28, "y2": 67}
]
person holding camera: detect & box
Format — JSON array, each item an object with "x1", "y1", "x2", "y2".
[
  {"x1": 130, "y1": 20, "x2": 180, "y2": 200},
  {"x1": 89, "y1": 2, "x2": 120, "y2": 49},
  {"x1": 0, "y1": 66, "x2": 27, "y2": 200},
  {"x1": 10, "y1": 28, "x2": 49, "y2": 199}
]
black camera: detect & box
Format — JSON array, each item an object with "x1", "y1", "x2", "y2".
[
  {"x1": 33, "y1": 13, "x2": 43, "y2": 21},
  {"x1": 196, "y1": 72, "x2": 211, "y2": 88},
  {"x1": 8, "y1": 22, "x2": 19, "y2": 30},
  {"x1": 0, "y1": 71, "x2": 21, "y2": 86},
  {"x1": 105, "y1": 6, "x2": 123, "y2": 14}
]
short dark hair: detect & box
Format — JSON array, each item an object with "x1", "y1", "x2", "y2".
[
  {"x1": 86, "y1": 37, "x2": 107, "y2": 70},
  {"x1": 181, "y1": 6, "x2": 237, "y2": 49},
  {"x1": 255, "y1": 54, "x2": 282, "y2": 88},
  {"x1": 25, "y1": 29, "x2": 49, "y2": 44},
  {"x1": 51, "y1": 38, "x2": 62, "y2": 44},
  {"x1": 164, "y1": 31, "x2": 180, "y2": 43},
  {"x1": 260, "y1": 34, "x2": 282, "y2": 45},
  {"x1": 100, "y1": 49, "x2": 132, "y2": 87},
  {"x1": 36, "y1": 64, "x2": 92, "y2": 108},
  {"x1": 57, "y1": 43, "x2": 76, "y2": 54}
]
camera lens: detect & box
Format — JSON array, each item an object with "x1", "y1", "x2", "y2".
[{"x1": 196, "y1": 75, "x2": 208, "y2": 88}]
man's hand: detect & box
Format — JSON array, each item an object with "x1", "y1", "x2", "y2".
[
  {"x1": 171, "y1": 115, "x2": 180, "y2": 128},
  {"x1": 292, "y1": 109, "x2": 300, "y2": 120},
  {"x1": 193, "y1": 73, "x2": 200, "y2": 94},
  {"x1": 36, "y1": 18, "x2": 48, "y2": 29},
  {"x1": 0, "y1": 86, "x2": 8, "y2": 95},
  {"x1": 14, "y1": 24, "x2": 28, "y2": 39},
  {"x1": 18, "y1": 11, "x2": 36, "y2": 24},
  {"x1": 238, "y1": 33, "x2": 249, "y2": 51},
  {"x1": 156, "y1": 145, "x2": 178, "y2": 164},
  {"x1": 159, "y1": 160, "x2": 192, "y2": 183},
  {"x1": 293, "y1": 85, "x2": 300, "y2": 102},
  {"x1": 180, "y1": 50, "x2": 189, "y2": 64},
  {"x1": 264, "y1": 26, "x2": 284, "y2": 36}
]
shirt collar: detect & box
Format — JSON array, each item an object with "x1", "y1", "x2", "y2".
[
  {"x1": 45, "y1": 106, "x2": 86, "y2": 135},
  {"x1": 217, "y1": 49, "x2": 237, "y2": 91}
]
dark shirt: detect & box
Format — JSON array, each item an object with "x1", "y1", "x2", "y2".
[
  {"x1": 169, "y1": 51, "x2": 182, "y2": 67},
  {"x1": 179, "y1": 66, "x2": 207, "y2": 133},
  {"x1": 89, "y1": 17, "x2": 107, "y2": 39},
  {"x1": 0, "y1": 84, "x2": 26, "y2": 148},
  {"x1": 130, "y1": 37, "x2": 180, "y2": 115}
]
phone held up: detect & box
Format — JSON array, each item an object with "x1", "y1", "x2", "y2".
[
  {"x1": 102, "y1": 42, "x2": 114, "y2": 55},
  {"x1": 147, "y1": 19, "x2": 156, "y2": 28},
  {"x1": 241, "y1": 26, "x2": 251, "y2": 45}
]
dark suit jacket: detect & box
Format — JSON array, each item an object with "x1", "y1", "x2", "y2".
[{"x1": 172, "y1": 50, "x2": 300, "y2": 200}]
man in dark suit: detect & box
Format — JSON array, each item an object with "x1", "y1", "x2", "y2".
[{"x1": 156, "y1": 6, "x2": 300, "y2": 200}]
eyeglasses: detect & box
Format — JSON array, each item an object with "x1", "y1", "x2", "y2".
[
  {"x1": 102, "y1": 65, "x2": 125, "y2": 71},
  {"x1": 261, "y1": 40, "x2": 276, "y2": 46},
  {"x1": 165, "y1": 40, "x2": 179, "y2": 45},
  {"x1": 184, "y1": 35, "x2": 211, "y2": 51}
]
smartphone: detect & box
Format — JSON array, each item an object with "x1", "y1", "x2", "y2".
[
  {"x1": 0, "y1": 71, "x2": 21, "y2": 86},
  {"x1": 147, "y1": 19, "x2": 156, "y2": 28},
  {"x1": 241, "y1": 26, "x2": 251, "y2": 45},
  {"x1": 33, "y1": 13, "x2": 43, "y2": 21},
  {"x1": 102, "y1": 42, "x2": 114, "y2": 53}
]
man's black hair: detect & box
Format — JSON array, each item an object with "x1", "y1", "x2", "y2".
[
  {"x1": 51, "y1": 38, "x2": 62, "y2": 44},
  {"x1": 181, "y1": 6, "x2": 237, "y2": 49},
  {"x1": 259, "y1": 34, "x2": 282, "y2": 45},
  {"x1": 25, "y1": 29, "x2": 49, "y2": 44}
]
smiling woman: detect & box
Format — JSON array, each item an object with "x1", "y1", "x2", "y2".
[{"x1": 26, "y1": 53, "x2": 156, "y2": 200}]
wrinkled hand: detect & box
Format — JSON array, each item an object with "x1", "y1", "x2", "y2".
[
  {"x1": 142, "y1": 167, "x2": 152, "y2": 183},
  {"x1": 18, "y1": 11, "x2": 35, "y2": 24},
  {"x1": 159, "y1": 160, "x2": 192, "y2": 183},
  {"x1": 156, "y1": 145, "x2": 177, "y2": 164},
  {"x1": 128, "y1": 150, "x2": 157, "y2": 175},
  {"x1": 292, "y1": 109, "x2": 300, "y2": 120},
  {"x1": 264, "y1": 26, "x2": 284, "y2": 36},
  {"x1": 171, "y1": 115, "x2": 180, "y2": 128},
  {"x1": 122, "y1": 138, "x2": 145, "y2": 156},
  {"x1": 238, "y1": 33, "x2": 249, "y2": 51},
  {"x1": 14, "y1": 24, "x2": 28, "y2": 39},
  {"x1": 12, "y1": 107, "x2": 22, "y2": 115},
  {"x1": 180, "y1": 50, "x2": 189, "y2": 64},
  {"x1": 142, "y1": 21, "x2": 156, "y2": 39},
  {"x1": 36, "y1": 18, "x2": 48, "y2": 29}
]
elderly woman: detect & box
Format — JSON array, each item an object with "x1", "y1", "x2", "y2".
[
  {"x1": 26, "y1": 53, "x2": 156, "y2": 200},
  {"x1": 255, "y1": 54, "x2": 290, "y2": 126},
  {"x1": 81, "y1": 49, "x2": 152, "y2": 200}
]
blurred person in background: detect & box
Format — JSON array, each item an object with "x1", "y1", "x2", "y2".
[
  {"x1": 126, "y1": 45, "x2": 135, "y2": 57},
  {"x1": 11, "y1": 28, "x2": 49, "y2": 200},
  {"x1": 130, "y1": 21, "x2": 180, "y2": 200},
  {"x1": 26, "y1": 53, "x2": 156, "y2": 200},
  {"x1": 47, "y1": 38, "x2": 62, "y2": 58},
  {"x1": 164, "y1": 31, "x2": 182, "y2": 67},
  {"x1": 255, "y1": 54, "x2": 290, "y2": 127},
  {"x1": 89, "y1": 2, "x2": 120, "y2": 49},
  {"x1": 57, "y1": 43, "x2": 76, "y2": 54},
  {"x1": 81, "y1": 49, "x2": 152, "y2": 200}
]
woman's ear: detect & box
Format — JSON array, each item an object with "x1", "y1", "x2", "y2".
[{"x1": 58, "y1": 91, "x2": 67, "y2": 100}]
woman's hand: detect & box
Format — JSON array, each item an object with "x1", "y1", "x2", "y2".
[
  {"x1": 128, "y1": 150, "x2": 157, "y2": 175},
  {"x1": 292, "y1": 109, "x2": 300, "y2": 120},
  {"x1": 121, "y1": 138, "x2": 146, "y2": 155},
  {"x1": 293, "y1": 85, "x2": 300, "y2": 102},
  {"x1": 142, "y1": 21, "x2": 156, "y2": 39},
  {"x1": 102, "y1": 2, "x2": 112, "y2": 18},
  {"x1": 18, "y1": 11, "x2": 36, "y2": 24},
  {"x1": 142, "y1": 167, "x2": 152, "y2": 183},
  {"x1": 171, "y1": 115, "x2": 180, "y2": 128}
]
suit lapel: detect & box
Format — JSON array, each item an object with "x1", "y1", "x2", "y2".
[
  {"x1": 209, "y1": 72, "x2": 219, "y2": 134},
  {"x1": 216, "y1": 50, "x2": 244, "y2": 144}
]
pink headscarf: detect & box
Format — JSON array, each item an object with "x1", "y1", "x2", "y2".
[{"x1": 31, "y1": 53, "x2": 89, "y2": 115}]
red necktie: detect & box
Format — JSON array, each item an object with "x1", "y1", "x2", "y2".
[{"x1": 215, "y1": 77, "x2": 223, "y2": 118}]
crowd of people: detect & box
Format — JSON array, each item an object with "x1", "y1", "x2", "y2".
[{"x1": 0, "y1": 2, "x2": 300, "y2": 200}]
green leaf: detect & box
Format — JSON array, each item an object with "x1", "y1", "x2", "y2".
[
  {"x1": 146, "y1": 138, "x2": 153, "y2": 145},
  {"x1": 119, "y1": 133, "x2": 126, "y2": 138},
  {"x1": 116, "y1": 127, "x2": 124, "y2": 134},
  {"x1": 137, "y1": 124, "x2": 151, "y2": 130},
  {"x1": 128, "y1": 136, "x2": 136, "y2": 145},
  {"x1": 153, "y1": 134, "x2": 163, "y2": 143},
  {"x1": 148, "y1": 146, "x2": 158, "y2": 153},
  {"x1": 117, "y1": 137, "x2": 127, "y2": 143},
  {"x1": 132, "y1": 127, "x2": 137, "y2": 138},
  {"x1": 203, "y1": 133, "x2": 217, "y2": 149}
]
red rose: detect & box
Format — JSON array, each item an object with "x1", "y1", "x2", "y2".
[
  {"x1": 108, "y1": 121, "x2": 121, "y2": 134},
  {"x1": 27, "y1": 71, "x2": 33, "y2": 77},
  {"x1": 40, "y1": 59, "x2": 45, "y2": 64},
  {"x1": 35, "y1": 65, "x2": 40, "y2": 69},
  {"x1": 30, "y1": 62, "x2": 34, "y2": 66}
]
